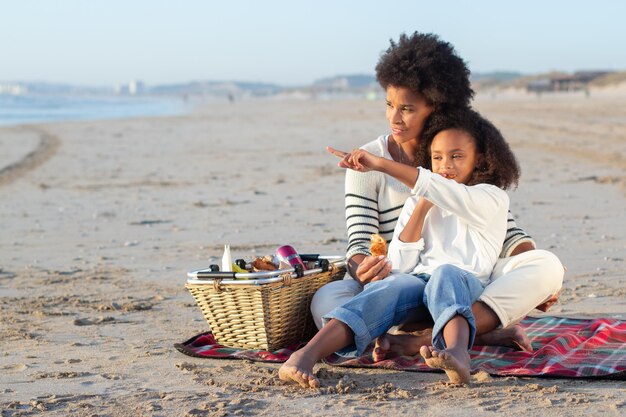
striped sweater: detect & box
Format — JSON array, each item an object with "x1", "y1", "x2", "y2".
[{"x1": 345, "y1": 135, "x2": 534, "y2": 261}]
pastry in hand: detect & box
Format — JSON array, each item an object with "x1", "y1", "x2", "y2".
[{"x1": 370, "y1": 234, "x2": 387, "y2": 257}]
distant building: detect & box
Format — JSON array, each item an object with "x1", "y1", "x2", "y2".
[
  {"x1": 311, "y1": 74, "x2": 379, "y2": 95},
  {"x1": 128, "y1": 80, "x2": 145, "y2": 95},
  {"x1": 526, "y1": 71, "x2": 612, "y2": 92},
  {"x1": 0, "y1": 83, "x2": 27, "y2": 95},
  {"x1": 526, "y1": 79, "x2": 552, "y2": 93},
  {"x1": 113, "y1": 80, "x2": 145, "y2": 96}
]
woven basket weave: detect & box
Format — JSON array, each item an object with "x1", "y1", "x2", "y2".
[{"x1": 186, "y1": 263, "x2": 346, "y2": 350}]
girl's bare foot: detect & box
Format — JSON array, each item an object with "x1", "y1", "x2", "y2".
[
  {"x1": 373, "y1": 331, "x2": 432, "y2": 362},
  {"x1": 278, "y1": 350, "x2": 319, "y2": 388},
  {"x1": 419, "y1": 345, "x2": 471, "y2": 385},
  {"x1": 475, "y1": 324, "x2": 533, "y2": 352}
]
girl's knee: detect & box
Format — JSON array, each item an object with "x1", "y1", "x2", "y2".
[
  {"x1": 425, "y1": 265, "x2": 462, "y2": 295},
  {"x1": 426, "y1": 265, "x2": 483, "y2": 300},
  {"x1": 428, "y1": 265, "x2": 464, "y2": 285},
  {"x1": 431, "y1": 264, "x2": 460, "y2": 277}
]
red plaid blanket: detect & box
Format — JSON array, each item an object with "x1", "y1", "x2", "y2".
[{"x1": 174, "y1": 316, "x2": 626, "y2": 379}]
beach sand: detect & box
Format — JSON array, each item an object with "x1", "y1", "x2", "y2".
[{"x1": 1, "y1": 89, "x2": 624, "y2": 416}]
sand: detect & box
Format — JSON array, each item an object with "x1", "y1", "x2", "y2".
[{"x1": 1, "y1": 89, "x2": 625, "y2": 416}]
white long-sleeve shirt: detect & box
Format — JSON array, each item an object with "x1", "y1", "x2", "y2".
[
  {"x1": 345, "y1": 135, "x2": 533, "y2": 263},
  {"x1": 387, "y1": 167, "x2": 509, "y2": 283}
]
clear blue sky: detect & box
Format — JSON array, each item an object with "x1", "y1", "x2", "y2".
[{"x1": 3, "y1": 0, "x2": 625, "y2": 86}]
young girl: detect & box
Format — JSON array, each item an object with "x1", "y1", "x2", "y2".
[{"x1": 278, "y1": 108, "x2": 520, "y2": 388}]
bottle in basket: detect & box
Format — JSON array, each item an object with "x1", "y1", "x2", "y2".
[
  {"x1": 276, "y1": 245, "x2": 306, "y2": 271},
  {"x1": 221, "y1": 244, "x2": 233, "y2": 272}
]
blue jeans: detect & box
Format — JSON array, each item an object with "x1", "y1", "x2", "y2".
[
  {"x1": 424, "y1": 264, "x2": 485, "y2": 350},
  {"x1": 322, "y1": 273, "x2": 429, "y2": 356},
  {"x1": 322, "y1": 265, "x2": 484, "y2": 356}
]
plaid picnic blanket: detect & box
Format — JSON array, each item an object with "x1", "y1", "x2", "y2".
[{"x1": 174, "y1": 316, "x2": 626, "y2": 379}]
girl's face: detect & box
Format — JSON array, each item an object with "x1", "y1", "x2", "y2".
[
  {"x1": 386, "y1": 86, "x2": 434, "y2": 144},
  {"x1": 430, "y1": 129, "x2": 481, "y2": 185}
]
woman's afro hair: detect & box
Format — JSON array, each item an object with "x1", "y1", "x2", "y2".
[
  {"x1": 416, "y1": 108, "x2": 521, "y2": 190},
  {"x1": 376, "y1": 32, "x2": 474, "y2": 110}
]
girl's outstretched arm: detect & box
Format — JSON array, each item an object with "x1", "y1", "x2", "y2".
[
  {"x1": 327, "y1": 146, "x2": 393, "y2": 285},
  {"x1": 327, "y1": 146, "x2": 419, "y2": 188}
]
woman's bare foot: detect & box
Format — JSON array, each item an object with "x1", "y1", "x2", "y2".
[
  {"x1": 475, "y1": 324, "x2": 533, "y2": 352},
  {"x1": 394, "y1": 320, "x2": 434, "y2": 333},
  {"x1": 373, "y1": 331, "x2": 432, "y2": 362},
  {"x1": 419, "y1": 345, "x2": 471, "y2": 385},
  {"x1": 278, "y1": 350, "x2": 320, "y2": 388}
]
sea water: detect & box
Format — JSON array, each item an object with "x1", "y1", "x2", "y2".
[{"x1": 0, "y1": 94, "x2": 190, "y2": 126}]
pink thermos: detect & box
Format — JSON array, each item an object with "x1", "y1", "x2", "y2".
[{"x1": 276, "y1": 245, "x2": 307, "y2": 270}]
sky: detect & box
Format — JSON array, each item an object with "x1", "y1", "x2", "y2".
[{"x1": 2, "y1": 0, "x2": 626, "y2": 87}]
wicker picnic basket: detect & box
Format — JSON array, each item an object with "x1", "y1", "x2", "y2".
[{"x1": 186, "y1": 255, "x2": 346, "y2": 350}]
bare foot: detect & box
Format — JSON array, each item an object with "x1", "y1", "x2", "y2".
[
  {"x1": 373, "y1": 331, "x2": 432, "y2": 362},
  {"x1": 395, "y1": 320, "x2": 434, "y2": 333},
  {"x1": 419, "y1": 345, "x2": 471, "y2": 385},
  {"x1": 475, "y1": 324, "x2": 533, "y2": 352},
  {"x1": 278, "y1": 350, "x2": 319, "y2": 388}
]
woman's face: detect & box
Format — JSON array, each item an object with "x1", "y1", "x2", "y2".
[
  {"x1": 386, "y1": 86, "x2": 434, "y2": 144},
  {"x1": 430, "y1": 129, "x2": 480, "y2": 185}
]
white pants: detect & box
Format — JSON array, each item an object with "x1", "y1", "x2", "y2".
[{"x1": 310, "y1": 249, "x2": 564, "y2": 330}]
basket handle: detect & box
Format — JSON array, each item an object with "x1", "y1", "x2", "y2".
[
  {"x1": 299, "y1": 254, "x2": 320, "y2": 262},
  {"x1": 195, "y1": 271, "x2": 237, "y2": 279}
]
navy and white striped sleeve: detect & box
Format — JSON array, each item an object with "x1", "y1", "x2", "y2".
[{"x1": 500, "y1": 211, "x2": 535, "y2": 258}]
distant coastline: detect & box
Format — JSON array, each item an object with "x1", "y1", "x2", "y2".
[
  {"x1": 3, "y1": 70, "x2": 625, "y2": 101},
  {"x1": 0, "y1": 94, "x2": 190, "y2": 127},
  {"x1": 2, "y1": 70, "x2": 625, "y2": 126}
]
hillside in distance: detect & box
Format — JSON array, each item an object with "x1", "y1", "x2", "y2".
[{"x1": 3, "y1": 69, "x2": 625, "y2": 97}]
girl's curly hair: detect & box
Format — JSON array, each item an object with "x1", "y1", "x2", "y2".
[
  {"x1": 376, "y1": 32, "x2": 474, "y2": 110},
  {"x1": 416, "y1": 108, "x2": 521, "y2": 190}
]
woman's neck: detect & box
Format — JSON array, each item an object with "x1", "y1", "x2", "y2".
[{"x1": 390, "y1": 137, "x2": 417, "y2": 166}]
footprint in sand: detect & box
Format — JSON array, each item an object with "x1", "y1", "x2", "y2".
[
  {"x1": 2, "y1": 363, "x2": 28, "y2": 372},
  {"x1": 73, "y1": 317, "x2": 116, "y2": 326}
]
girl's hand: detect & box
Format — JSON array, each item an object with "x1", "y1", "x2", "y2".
[
  {"x1": 327, "y1": 146, "x2": 380, "y2": 172},
  {"x1": 355, "y1": 255, "x2": 392, "y2": 285}
]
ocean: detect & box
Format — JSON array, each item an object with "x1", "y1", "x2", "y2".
[{"x1": 0, "y1": 94, "x2": 190, "y2": 126}]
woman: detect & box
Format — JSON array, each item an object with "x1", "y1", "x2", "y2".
[
  {"x1": 312, "y1": 32, "x2": 563, "y2": 354},
  {"x1": 280, "y1": 108, "x2": 521, "y2": 388}
]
